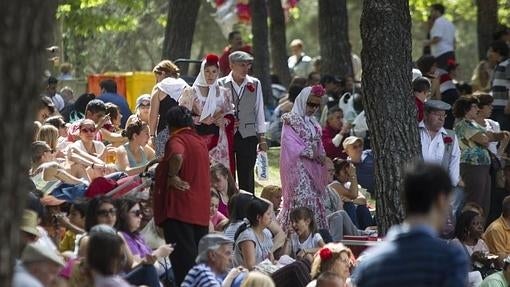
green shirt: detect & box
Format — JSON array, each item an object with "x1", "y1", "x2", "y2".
[
  {"x1": 480, "y1": 271, "x2": 508, "y2": 287},
  {"x1": 454, "y1": 119, "x2": 491, "y2": 165}
]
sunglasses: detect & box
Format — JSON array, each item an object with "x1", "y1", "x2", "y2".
[
  {"x1": 306, "y1": 102, "x2": 320, "y2": 109},
  {"x1": 81, "y1": 127, "x2": 96, "y2": 133},
  {"x1": 97, "y1": 208, "x2": 117, "y2": 217},
  {"x1": 130, "y1": 210, "x2": 143, "y2": 217},
  {"x1": 138, "y1": 103, "x2": 150, "y2": 108}
]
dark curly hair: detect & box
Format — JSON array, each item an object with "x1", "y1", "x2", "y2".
[
  {"x1": 121, "y1": 120, "x2": 148, "y2": 140},
  {"x1": 452, "y1": 95, "x2": 479, "y2": 119}
]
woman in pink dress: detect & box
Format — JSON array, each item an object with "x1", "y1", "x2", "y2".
[
  {"x1": 277, "y1": 85, "x2": 329, "y2": 230},
  {"x1": 179, "y1": 54, "x2": 235, "y2": 171}
]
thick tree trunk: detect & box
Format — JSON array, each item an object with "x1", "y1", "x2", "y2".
[
  {"x1": 268, "y1": 0, "x2": 291, "y2": 87},
  {"x1": 360, "y1": 0, "x2": 421, "y2": 234},
  {"x1": 476, "y1": 0, "x2": 498, "y2": 60},
  {"x1": 250, "y1": 0, "x2": 273, "y2": 105},
  {"x1": 318, "y1": 0, "x2": 352, "y2": 77},
  {"x1": 0, "y1": 1, "x2": 57, "y2": 285},
  {"x1": 162, "y1": 0, "x2": 201, "y2": 74}
]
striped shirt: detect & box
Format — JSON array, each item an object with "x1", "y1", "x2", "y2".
[
  {"x1": 491, "y1": 59, "x2": 510, "y2": 106},
  {"x1": 181, "y1": 263, "x2": 222, "y2": 287}
]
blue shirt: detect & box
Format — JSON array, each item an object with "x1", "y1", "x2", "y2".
[
  {"x1": 181, "y1": 263, "x2": 222, "y2": 287},
  {"x1": 354, "y1": 150, "x2": 374, "y2": 194},
  {"x1": 98, "y1": 92, "x2": 132, "y2": 128},
  {"x1": 351, "y1": 223, "x2": 469, "y2": 287}
]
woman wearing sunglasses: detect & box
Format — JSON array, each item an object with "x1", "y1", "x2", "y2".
[
  {"x1": 277, "y1": 85, "x2": 329, "y2": 232},
  {"x1": 67, "y1": 119, "x2": 109, "y2": 180}
]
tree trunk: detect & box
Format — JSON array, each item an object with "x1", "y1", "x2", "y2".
[
  {"x1": 318, "y1": 0, "x2": 352, "y2": 77},
  {"x1": 162, "y1": 0, "x2": 201, "y2": 75},
  {"x1": 250, "y1": 0, "x2": 273, "y2": 105},
  {"x1": 268, "y1": 0, "x2": 291, "y2": 87},
  {"x1": 476, "y1": 0, "x2": 498, "y2": 60},
  {"x1": 0, "y1": 1, "x2": 57, "y2": 285},
  {"x1": 360, "y1": 0, "x2": 421, "y2": 234}
]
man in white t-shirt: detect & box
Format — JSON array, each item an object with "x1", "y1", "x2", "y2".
[
  {"x1": 424, "y1": 4, "x2": 456, "y2": 70},
  {"x1": 288, "y1": 39, "x2": 314, "y2": 78}
]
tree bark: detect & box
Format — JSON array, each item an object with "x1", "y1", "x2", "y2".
[
  {"x1": 360, "y1": 0, "x2": 421, "y2": 234},
  {"x1": 318, "y1": 0, "x2": 353, "y2": 77},
  {"x1": 162, "y1": 0, "x2": 201, "y2": 74},
  {"x1": 476, "y1": 0, "x2": 498, "y2": 60},
  {"x1": 250, "y1": 0, "x2": 273, "y2": 105},
  {"x1": 268, "y1": 0, "x2": 291, "y2": 87},
  {"x1": 0, "y1": 1, "x2": 57, "y2": 285}
]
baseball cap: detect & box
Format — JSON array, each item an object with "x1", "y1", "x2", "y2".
[
  {"x1": 135, "y1": 94, "x2": 151, "y2": 109},
  {"x1": 342, "y1": 136, "x2": 363, "y2": 149},
  {"x1": 195, "y1": 234, "x2": 234, "y2": 263}
]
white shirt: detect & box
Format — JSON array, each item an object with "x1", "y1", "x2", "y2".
[
  {"x1": 430, "y1": 16, "x2": 456, "y2": 57},
  {"x1": 223, "y1": 73, "x2": 266, "y2": 134},
  {"x1": 419, "y1": 121, "x2": 460, "y2": 186},
  {"x1": 51, "y1": 93, "x2": 65, "y2": 111},
  {"x1": 289, "y1": 232, "x2": 323, "y2": 258},
  {"x1": 288, "y1": 53, "x2": 313, "y2": 78}
]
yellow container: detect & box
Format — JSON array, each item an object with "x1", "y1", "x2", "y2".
[{"x1": 124, "y1": 72, "x2": 156, "y2": 112}]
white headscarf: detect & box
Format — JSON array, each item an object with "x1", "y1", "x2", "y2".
[
  {"x1": 193, "y1": 59, "x2": 222, "y2": 121},
  {"x1": 291, "y1": 86, "x2": 319, "y2": 137}
]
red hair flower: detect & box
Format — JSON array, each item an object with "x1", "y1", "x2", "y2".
[
  {"x1": 447, "y1": 59, "x2": 457, "y2": 68},
  {"x1": 319, "y1": 247, "x2": 333, "y2": 261},
  {"x1": 443, "y1": 136, "x2": 453, "y2": 144},
  {"x1": 246, "y1": 83, "x2": 255, "y2": 93},
  {"x1": 311, "y1": 85, "x2": 326, "y2": 97},
  {"x1": 205, "y1": 54, "x2": 219, "y2": 66}
]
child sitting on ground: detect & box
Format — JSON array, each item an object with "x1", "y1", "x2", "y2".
[
  {"x1": 210, "y1": 190, "x2": 228, "y2": 232},
  {"x1": 283, "y1": 207, "x2": 325, "y2": 260}
]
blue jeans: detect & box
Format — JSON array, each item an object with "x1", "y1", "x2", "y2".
[{"x1": 343, "y1": 202, "x2": 374, "y2": 230}]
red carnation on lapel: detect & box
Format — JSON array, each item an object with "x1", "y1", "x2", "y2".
[
  {"x1": 246, "y1": 83, "x2": 255, "y2": 92},
  {"x1": 443, "y1": 136, "x2": 453, "y2": 144}
]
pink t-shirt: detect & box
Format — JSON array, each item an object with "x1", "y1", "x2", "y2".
[{"x1": 210, "y1": 211, "x2": 227, "y2": 231}]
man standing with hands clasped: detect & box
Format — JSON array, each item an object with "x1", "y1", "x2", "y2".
[{"x1": 218, "y1": 51, "x2": 267, "y2": 194}]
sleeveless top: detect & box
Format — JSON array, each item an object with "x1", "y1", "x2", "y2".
[
  {"x1": 123, "y1": 142, "x2": 148, "y2": 167},
  {"x1": 157, "y1": 96, "x2": 178, "y2": 133}
]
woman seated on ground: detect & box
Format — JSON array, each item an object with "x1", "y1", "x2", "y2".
[
  {"x1": 323, "y1": 158, "x2": 371, "y2": 241},
  {"x1": 234, "y1": 197, "x2": 275, "y2": 270},
  {"x1": 224, "y1": 193, "x2": 286, "y2": 255},
  {"x1": 67, "y1": 119, "x2": 112, "y2": 179},
  {"x1": 30, "y1": 141, "x2": 85, "y2": 194},
  {"x1": 331, "y1": 158, "x2": 374, "y2": 230},
  {"x1": 211, "y1": 163, "x2": 239, "y2": 217},
  {"x1": 283, "y1": 207, "x2": 325, "y2": 259},
  {"x1": 87, "y1": 230, "x2": 132, "y2": 287},
  {"x1": 126, "y1": 94, "x2": 151, "y2": 127},
  {"x1": 105, "y1": 103, "x2": 123, "y2": 132},
  {"x1": 45, "y1": 115, "x2": 71, "y2": 153},
  {"x1": 38, "y1": 124, "x2": 65, "y2": 159},
  {"x1": 115, "y1": 198, "x2": 174, "y2": 276},
  {"x1": 307, "y1": 243, "x2": 355, "y2": 287},
  {"x1": 452, "y1": 210, "x2": 499, "y2": 277},
  {"x1": 74, "y1": 197, "x2": 161, "y2": 287},
  {"x1": 115, "y1": 120, "x2": 155, "y2": 176}
]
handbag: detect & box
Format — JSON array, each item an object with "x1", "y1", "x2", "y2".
[{"x1": 488, "y1": 151, "x2": 505, "y2": 189}]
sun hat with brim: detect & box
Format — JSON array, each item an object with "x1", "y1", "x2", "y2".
[
  {"x1": 22, "y1": 242, "x2": 64, "y2": 267},
  {"x1": 195, "y1": 234, "x2": 234, "y2": 263},
  {"x1": 20, "y1": 209, "x2": 40, "y2": 237}
]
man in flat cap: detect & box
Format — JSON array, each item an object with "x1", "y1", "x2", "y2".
[
  {"x1": 218, "y1": 51, "x2": 267, "y2": 194},
  {"x1": 419, "y1": 100, "x2": 463, "y2": 221},
  {"x1": 181, "y1": 234, "x2": 234, "y2": 287}
]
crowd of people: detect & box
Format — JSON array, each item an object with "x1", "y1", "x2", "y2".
[{"x1": 14, "y1": 2, "x2": 510, "y2": 287}]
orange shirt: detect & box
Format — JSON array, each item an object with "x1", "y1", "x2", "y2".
[{"x1": 483, "y1": 216, "x2": 510, "y2": 257}]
